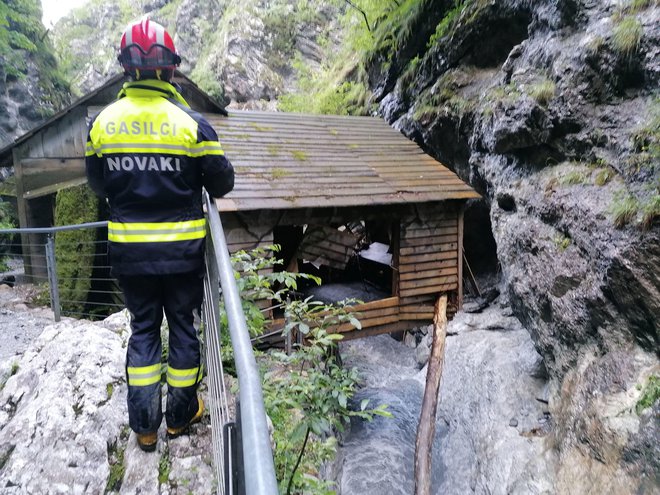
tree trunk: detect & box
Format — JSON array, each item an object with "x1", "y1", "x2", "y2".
[{"x1": 414, "y1": 295, "x2": 448, "y2": 495}]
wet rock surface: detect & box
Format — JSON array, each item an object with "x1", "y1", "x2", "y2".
[
  {"x1": 0, "y1": 290, "x2": 215, "y2": 494},
  {"x1": 370, "y1": 0, "x2": 660, "y2": 490}
]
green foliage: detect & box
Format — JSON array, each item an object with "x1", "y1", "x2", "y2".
[
  {"x1": 560, "y1": 170, "x2": 588, "y2": 186},
  {"x1": 106, "y1": 439, "x2": 127, "y2": 492},
  {"x1": 554, "y1": 235, "x2": 571, "y2": 252},
  {"x1": 616, "y1": 0, "x2": 658, "y2": 16},
  {"x1": 0, "y1": 201, "x2": 17, "y2": 271},
  {"x1": 610, "y1": 190, "x2": 640, "y2": 227},
  {"x1": 594, "y1": 168, "x2": 616, "y2": 186},
  {"x1": 612, "y1": 16, "x2": 643, "y2": 56},
  {"x1": 412, "y1": 68, "x2": 476, "y2": 120},
  {"x1": 630, "y1": 97, "x2": 660, "y2": 166},
  {"x1": 54, "y1": 185, "x2": 100, "y2": 316},
  {"x1": 527, "y1": 79, "x2": 556, "y2": 106},
  {"x1": 636, "y1": 375, "x2": 660, "y2": 414},
  {"x1": 264, "y1": 296, "x2": 390, "y2": 494},
  {"x1": 190, "y1": 66, "x2": 226, "y2": 103},
  {"x1": 158, "y1": 448, "x2": 171, "y2": 484},
  {"x1": 427, "y1": 0, "x2": 466, "y2": 48},
  {"x1": 271, "y1": 168, "x2": 291, "y2": 179},
  {"x1": 225, "y1": 246, "x2": 390, "y2": 494},
  {"x1": 225, "y1": 245, "x2": 321, "y2": 340},
  {"x1": 279, "y1": 56, "x2": 371, "y2": 115},
  {"x1": 640, "y1": 193, "x2": 660, "y2": 230},
  {"x1": 0, "y1": 0, "x2": 69, "y2": 107}
]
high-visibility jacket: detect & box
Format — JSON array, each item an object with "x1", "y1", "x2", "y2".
[{"x1": 85, "y1": 79, "x2": 234, "y2": 275}]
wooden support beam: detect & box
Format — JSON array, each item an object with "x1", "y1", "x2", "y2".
[
  {"x1": 414, "y1": 295, "x2": 447, "y2": 495},
  {"x1": 23, "y1": 176, "x2": 87, "y2": 199},
  {"x1": 458, "y1": 205, "x2": 465, "y2": 309}
]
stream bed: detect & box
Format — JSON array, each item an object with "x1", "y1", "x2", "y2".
[{"x1": 335, "y1": 302, "x2": 556, "y2": 494}]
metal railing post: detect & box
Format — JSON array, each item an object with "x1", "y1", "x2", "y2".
[
  {"x1": 204, "y1": 191, "x2": 278, "y2": 495},
  {"x1": 45, "y1": 234, "x2": 61, "y2": 322}
]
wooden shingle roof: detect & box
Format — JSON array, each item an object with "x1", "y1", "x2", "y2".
[{"x1": 209, "y1": 110, "x2": 479, "y2": 212}]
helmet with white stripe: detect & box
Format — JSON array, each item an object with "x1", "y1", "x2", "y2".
[{"x1": 118, "y1": 18, "x2": 181, "y2": 79}]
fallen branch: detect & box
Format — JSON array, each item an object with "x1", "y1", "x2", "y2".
[{"x1": 414, "y1": 294, "x2": 447, "y2": 495}]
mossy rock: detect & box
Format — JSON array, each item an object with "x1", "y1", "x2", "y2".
[{"x1": 54, "y1": 184, "x2": 100, "y2": 315}]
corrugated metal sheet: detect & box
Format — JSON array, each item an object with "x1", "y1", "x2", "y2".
[{"x1": 209, "y1": 110, "x2": 480, "y2": 212}]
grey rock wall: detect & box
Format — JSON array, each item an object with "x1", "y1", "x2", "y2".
[{"x1": 369, "y1": 0, "x2": 660, "y2": 491}]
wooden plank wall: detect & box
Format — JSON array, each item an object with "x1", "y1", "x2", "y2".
[
  {"x1": 398, "y1": 205, "x2": 460, "y2": 321},
  {"x1": 297, "y1": 225, "x2": 357, "y2": 270}
]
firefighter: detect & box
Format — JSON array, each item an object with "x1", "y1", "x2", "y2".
[{"x1": 85, "y1": 18, "x2": 234, "y2": 452}]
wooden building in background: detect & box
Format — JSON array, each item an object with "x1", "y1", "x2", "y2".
[{"x1": 0, "y1": 72, "x2": 479, "y2": 339}]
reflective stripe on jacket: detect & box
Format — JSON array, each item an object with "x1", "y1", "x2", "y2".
[{"x1": 85, "y1": 79, "x2": 234, "y2": 275}]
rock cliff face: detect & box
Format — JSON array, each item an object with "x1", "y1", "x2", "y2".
[
  {"x1": 52, "y1": 0, "x2": 341, "y2": 108},
  {"x1": 365, "y1": 0, "x2": 659, "y2": 492},
  {"x1": 0, "y1": 1, "x2": 70, "y2": 149}
]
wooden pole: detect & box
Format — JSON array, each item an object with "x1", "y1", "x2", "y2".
[{"x1": 414, "y1": 294, "x2": 448, "y2": 495}]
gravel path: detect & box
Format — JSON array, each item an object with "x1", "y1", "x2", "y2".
[{"x1": 0, "y1": 284, "x2": 56, "y2": 363}]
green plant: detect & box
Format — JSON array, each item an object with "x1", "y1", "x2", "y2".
[
  {"x1": 10, "y1": 362, "x2": 18, "y2": 376},
  {"x1": 610, "y1": 191, "x2": 640, "y2": 227},
  {"x1": 630, "y1": 98, "x2": 660, "y2": 176},
  {"x1": 158, "y1": 449, "x2": 171, "y2": 484},
  {"x1": 271, "y1": 168, "x2": 291, "y2": 179},
  {"x1": 226, "y1": 246, "x2": 390, "y2": 494},
  {"x1": 594, "y1": 168, "x2": 616, "y2": 186},
  {"x1": 105, "y1": 440, "x2": 126, "y2": 492},
  {"x1": 612, "y1": 16, "x2": 643, "y2": 56},
  {"x1": 106, "y1": 383, "x2": 114, "y2": 400},
  {"x1": 263, "y1": 297, "x2": 390, "y2": 494},
  {"x1": 635, "y1": 375, "x2": 659, "y2": 414},
  {"x1": 560, "y1": 170, "x2": 588, "y2": 185},
  {"x1": 554, "y1": 235, "x2": 571, "y2": 252},
  {"x1": 221, "y1": 245, "x2": 320, "y2": 343},
  {"x1": 640, "y1": 194, "x2": 660, "y2": 229},
  {"x1": 527, "y1": 79, "x2": 556, "y2": 106},
  {"x1": 586, "y1": 35, "x2": 606, "y2": 55},
  {"x1": 427, "y1": 0, "x2": 466, "y2": 48}
]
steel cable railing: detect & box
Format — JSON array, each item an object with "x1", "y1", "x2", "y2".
[{"x1": 0, "y1": 221, "x2": 123, "y2": 321}]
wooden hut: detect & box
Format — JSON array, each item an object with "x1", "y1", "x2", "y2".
[{"x1": 0, "y1": 73, "x2": 479, "y2": 338}]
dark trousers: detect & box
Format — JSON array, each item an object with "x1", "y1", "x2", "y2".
[{"x1": 119, "y1": 271, "x2": 204, "y2": 433}]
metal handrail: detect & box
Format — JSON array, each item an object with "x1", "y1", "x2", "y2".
[{"x1": 204, "y1": 190, "x2": 278, "y2": 495}]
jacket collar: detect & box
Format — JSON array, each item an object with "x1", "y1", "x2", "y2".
[{"x1": 117, "y1": 79, "x2": 190, "y2": 108}]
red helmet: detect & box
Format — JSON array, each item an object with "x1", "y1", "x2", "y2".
[{"x1": 117, "y1": 19, "x2": 181, "y2": 73}]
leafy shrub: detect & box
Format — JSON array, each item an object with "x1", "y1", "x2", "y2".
[{"x1": 224, "y1": 245, "x2": 390, "y2": 494}]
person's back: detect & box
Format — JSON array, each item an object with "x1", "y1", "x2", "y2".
[
  {"x1": 85, "y1": 18, "x2": 234, "y2": 452},
  {"x1": 88, "y1": 78, "x2": 232, "y2": 274}
]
